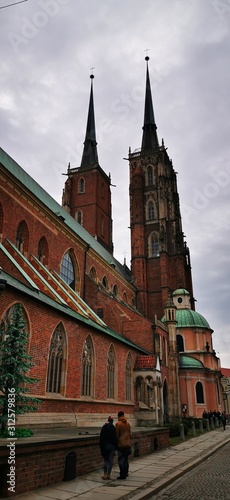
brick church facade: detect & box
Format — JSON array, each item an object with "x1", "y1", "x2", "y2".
[{"x1": 0, "y1": 58, "x2": 223, "y2": 427}]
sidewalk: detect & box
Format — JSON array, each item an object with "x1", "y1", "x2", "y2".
[{"x1": 12, "y1": 427, "x2": 230, "y2": 500}]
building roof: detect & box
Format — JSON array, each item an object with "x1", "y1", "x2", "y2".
[
  {"x1": 172, "y1": 288, "x2": 190, "y2": 296},
  {"x1": 179, "y1": 355, "x2": 204, "y2": 369},
  {"x1": 80, "y1": 74, "x2": 99, "y2": 169},
  {"x1": 134, "y1": 355, "x2": 156, "y2": 370},
  {"x1": 141, "y1": 57, "x2": 159, "y2": 153},
  {"x1": 0, "y1": 147, "x2": 131, "y2": 282},
  {"x1": 221, "y1": 368, "x2": 230, "y2": 378},
  {"x1": 0, "y1": 265, "x2": 150, "y2": 355},
  {"x1": 176, "y1": 309, "x2": 210, "y2": 328},
  {"x1": 161, "y1": 308, "x2": 210, "y2": 329}
]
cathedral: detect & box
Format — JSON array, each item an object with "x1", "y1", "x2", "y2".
[{"x1": 0, "y1": 57, "x2": 223, "y2": 428}]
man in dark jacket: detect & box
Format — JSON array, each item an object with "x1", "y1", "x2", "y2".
[
  {"x1": 99, "y1": 416, "x2": 117, "y2": 479},
  {"x1": 116, "y1": 410, "x2": 131, "y2": 480}
]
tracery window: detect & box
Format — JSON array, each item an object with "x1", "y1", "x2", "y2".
[
  {"x1": 150, "y1": 232, "x2": 159, "y2": 257},
  {"x1": 147, "y1": 166, "x2": 153, "y2": 185},
  {"x1": 81, "y1": 336, "x2": 94, "y2": 397},
  {"x1": 46, "y1": 323, "x2": 66, "y2": 395},
  {"x1": 107, "y1": 345, "x2": 116, "y2": 399},
  {"x1": 148, "y1": 201, "x2": 155, "y2": 220},
  {"x1": 0, "y1": 304, "x2": 28, "y2": 365}
]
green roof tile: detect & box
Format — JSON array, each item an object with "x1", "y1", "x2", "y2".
[
  {"x1": 179, "y1": 355, "x2": 204, "y2": 369},
  {"x1": 172, "y1": 288, "x2": 190, "y2": 296},
  {"x1": 162, "y1": 309, "x2": 210, "y2": 328}
]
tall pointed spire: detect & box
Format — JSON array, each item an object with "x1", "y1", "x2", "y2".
[
  {"x1": 80, "y1": 73, "x2": 99, "y2": 169},
  {"x1": 141, "y1": 56, "x2": 159, "y2": 152}
]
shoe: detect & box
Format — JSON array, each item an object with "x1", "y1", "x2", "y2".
[
  {"x1": 102, "y1": 474, "x2": 108, "y2": 480},
  {"x1": 117, "y1": 476, "x2": 126, "y2": 480},
  {"x1": 107, "y1": 474, "x2": 111, "y2": 480}
]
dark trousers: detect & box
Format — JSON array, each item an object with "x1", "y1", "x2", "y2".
[{"x1": 117, "y1": 446, "x2": 130, "y2": 478}]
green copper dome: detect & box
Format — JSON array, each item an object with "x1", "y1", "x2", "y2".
[
  {"x1": 162, "y1": 309, "x2": 210, "y2": 328},
  {"x1": 172, "y1": 288, "x2": 190, "y2": 296},
  {"x1": 180, "y1": 355, "x2": 204, "y2": 369},
  {"x1": 176, "y1": 309, "x2": 210, "y2": 328}
]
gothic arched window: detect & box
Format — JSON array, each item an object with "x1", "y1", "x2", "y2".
[
  {"x1": 89, "y1": 266, "x2": 97, "y2": 282},
  {"x1": 81, "y1": 336, "x2": 94, "y2": 397},
  {"x1": 113, "y1": 284, "x2": 118, "y2": 297},
  {"x1": 38, "y1": 236, "x2": 49, "y2": 265},
  {"x1": 16, "y1": 220, "x2": 29, "y2": 253},
  {"x1": 102, "y1": 275, "x2": 108, "y2": 289},
  {"x1": 76, "y1": 210, "x2": 82, "y2": 225},
  {"x1": 0, "y1": 303, "x2": 28, "y2": 343},
  {"x1": 125, "y1": 353, "x2": 132, "y2": 401},
  {"x1": 150, "y1": 233, "x2": 159, "y2": 257},
  {"x1": 107, "y1": 345, "x2": 116, "y2": 399},
  {"x1": 147, "y1": 166, "x2": 153, "y2": 185},
  {"x1": 148, "y1": 201, "x2": 155, "y2": 220},
  {"x1": 79, "y1": 178, "x2": 85, "y2": 193},
  {"x1": 60, "y1": 251, "x2": 75, "y2": 290},
  {"x1": 46, "y1": 323, "x2": 66, "y2": 395},
  {"x1": 196, "y1": 381, "x2": 204, "y2": 404}
]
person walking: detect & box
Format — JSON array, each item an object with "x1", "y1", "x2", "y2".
[
  {"x1": 99, "y1": 416, "x2": 117, "y2": 480},
  {"x1": 221, "y1": 411, "x2": 227, "y2": 431},
  {"x1": 116, "y1": 410, "x2": 131, "y2": 480}
]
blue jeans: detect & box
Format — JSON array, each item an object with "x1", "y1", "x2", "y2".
[{"x1": 103, "y1": 444, "x2": 115, "y2": 475}]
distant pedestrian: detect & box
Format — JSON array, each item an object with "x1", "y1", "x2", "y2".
[
  {"x1": 116, "y1": 410, "x2": 131, "y2": 480},
  {"x1": 221, "y1": 411, "x2": 227, "y2": 431},
  {"x1": 99, "y1": 416, "x2": 117, "y2": 479}
]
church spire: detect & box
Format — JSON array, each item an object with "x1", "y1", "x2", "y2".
[
  {"x1": 80, "y1": 73, "x2": 99, "y2": 169},
  {"x1": 141, "y1": 56, "x2": 159, "y2": 152}
]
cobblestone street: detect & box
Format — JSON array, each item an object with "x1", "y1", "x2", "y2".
[{"x1": 149, "y1": 441, "x2": 230, "y2": 500}]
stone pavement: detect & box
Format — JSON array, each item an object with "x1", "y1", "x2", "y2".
[{"x1": 12, "y1": 427, "x2": 230, "y2": 500}]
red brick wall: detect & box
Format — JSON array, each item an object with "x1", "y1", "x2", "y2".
[{"x1": 0, "y1": 428, "x2": 169, "y2": 498}]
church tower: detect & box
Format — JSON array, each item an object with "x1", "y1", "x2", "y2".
[
  {"x1": 62, "y1": 74, "x2": 113, "y2": 253},
  {"x1": 129, "y1": 57, "x2": 194, "y2": 320}
]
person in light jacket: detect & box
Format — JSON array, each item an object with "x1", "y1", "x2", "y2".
[{"x1": 116, "y1": 410, "x2": 131, "y2": 480}]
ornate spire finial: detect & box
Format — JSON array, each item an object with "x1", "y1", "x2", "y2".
[
  {"x1": 90, "y1": 67, "x2": 95, "y2": 79},
  {"x1": 145, "y1": 49, "x2": 150, "y2": 61}
]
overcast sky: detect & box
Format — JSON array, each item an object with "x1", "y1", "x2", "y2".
[{"x1": 1, "y1": 0, "x2": 230, "y2": 368}]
